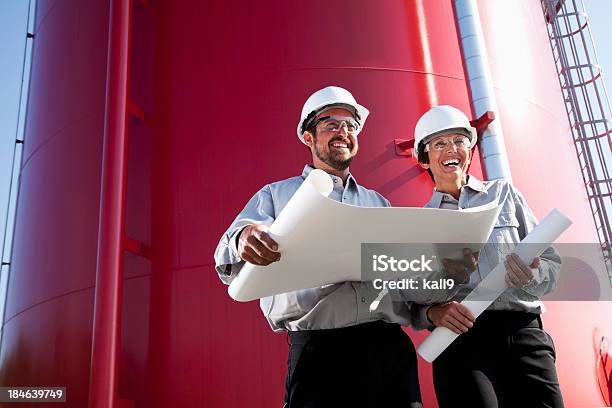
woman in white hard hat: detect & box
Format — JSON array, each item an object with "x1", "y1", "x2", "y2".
[{"x1": 411, "y1": 105, "x2": 564, "y2": 407}]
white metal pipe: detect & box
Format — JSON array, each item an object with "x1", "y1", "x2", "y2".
[{"x1": 454, "y1": 0, "x2": 513, "y2": 182}]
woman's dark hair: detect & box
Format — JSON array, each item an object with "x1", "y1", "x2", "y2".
[{"x1": 417, "y1": 142, "x2": 435, "y2": 181}]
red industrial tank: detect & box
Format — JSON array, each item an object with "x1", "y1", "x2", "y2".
[{"x1": 0, "y1": 0, "x2": 610, "y2": 407}]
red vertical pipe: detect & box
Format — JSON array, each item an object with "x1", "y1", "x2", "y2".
[{"x1": 88, "y1": 0, "x2": 131, "y2": 407}]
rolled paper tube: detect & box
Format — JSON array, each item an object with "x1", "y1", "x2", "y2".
[{"x1": 417, "y1": 208, "x2": 572, "y2": 363}]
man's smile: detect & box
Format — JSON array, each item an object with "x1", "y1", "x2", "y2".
[{"x1": 329, "y1": 139, "x2": 352, "y2": 151}]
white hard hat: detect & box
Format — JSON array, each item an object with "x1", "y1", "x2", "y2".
[
  {"x1": 297, "y1": 86, "x2": 370, "y2": 145},
  {"x1": 413, "y1": 105, "x2": 477, "y2": 159}
]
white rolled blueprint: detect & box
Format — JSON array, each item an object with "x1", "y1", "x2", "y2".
[
  {"x1": 228, "y1": 169, "x2": 503, "y2": 302},
  {"x1": 417, "y1": 209, "x2": 572, "y2": 363}
]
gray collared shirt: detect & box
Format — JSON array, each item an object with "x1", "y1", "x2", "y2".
[
  {"x1": 214, "y1": 165, "x2": 413, "y2": 332},
  {"x1": 411, "y1": 175, "x2": 561, "y2": 329}
]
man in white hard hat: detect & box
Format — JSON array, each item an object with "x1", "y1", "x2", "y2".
[
  {"x1": 214, "y1": 86, "x2": 423, "y2": 407},
  {"x1": 411, "y1": 105, "x2": 564, "y2": 407}
]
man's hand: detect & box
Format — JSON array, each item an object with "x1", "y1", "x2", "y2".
[
  {"x1": 504, "y1": 254, "x2": 539, "y2": 288},
  {"x1": 426, "y1": 301, "x2": 475, "y2": 334},
  {"x1": 441, "y1": 248, "x2": 479, "y2": 284},
  {"x1": 237, "y1": 224, "x2": 281, "y2": 266}
]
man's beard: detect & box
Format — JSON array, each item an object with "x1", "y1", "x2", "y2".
[{"x1": 313, "y1": 136, "x2": 355, "y2": 171}]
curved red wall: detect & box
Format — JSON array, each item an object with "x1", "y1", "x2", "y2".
[
  {"x1": 0, "y1": 0, "x2": 609, "y2": 407},
  {"x1": 0, "y1": 0, "x2": 108, "y2": 405},
  {"x1": 476, "y1": 1, "x2": 612, "y2": 405}
]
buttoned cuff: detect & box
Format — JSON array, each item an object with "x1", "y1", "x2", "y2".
[
  {"x1": 412, "y1": 303, "x2": 435, "y2": 330},
  {"x1": 519, "y1": 264, "x2": 544, "y2": 296},
  {"x1": 230, "y1": 226, "x2": 247, "y2": 257}
]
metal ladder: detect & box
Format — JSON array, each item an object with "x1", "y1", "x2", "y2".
[{"x1": 542, "y1": 0, "x2": 612, "y2": 281}]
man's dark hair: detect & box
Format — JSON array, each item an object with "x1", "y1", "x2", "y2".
[
  {"x1": 303, "y1": 124, "x2": 317, "y2": 152},
  {"x1": 305, "y1": 122, "x2": 317, "y2": 138}
]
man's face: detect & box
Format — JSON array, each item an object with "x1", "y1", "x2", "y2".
[
  {"x1": 304, "y1": 107, "x2": 359, "y2": 171},
  {"x1": 421, "y1": 133, "x2": 472, "y2": 183}
]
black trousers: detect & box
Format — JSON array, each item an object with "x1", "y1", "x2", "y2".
[
  {"x1": 284, "y1": 320, "x2": 423, "y2": 408},
  {"x1": 433, "y1": 311, "x2": 564, "y2": 408}
]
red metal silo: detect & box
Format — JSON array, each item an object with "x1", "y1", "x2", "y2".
[{"x1": 0, "y1": 0, "x2": 609, "y2": 407}]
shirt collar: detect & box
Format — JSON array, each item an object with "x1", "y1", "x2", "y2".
[
  {"x1": 464, "y1": 174, "x2": 486, "y2": 193},
  {"x1": 301, "y1": 164, "x2": 357, "y2": 189},
  {"x1": 426, "y1": 190, "x2": 444, "y2": 208},
  {"x1": 426, "y1": 174, "x2": 486, "y2": 208}
]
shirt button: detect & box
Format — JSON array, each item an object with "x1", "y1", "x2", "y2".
[{"x1": 361, "y1": 297, "x2": 366, "y2": 303}]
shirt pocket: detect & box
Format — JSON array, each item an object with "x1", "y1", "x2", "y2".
[
  {"x1": 493, "y1": 212, "x2": 520, "y2": 242},
  {"x1": 482, "y1": 212, "x2": 521, "y2": 272},
  {"x1": 495, "y1": 212, "x2": 520, "y2": 229}
]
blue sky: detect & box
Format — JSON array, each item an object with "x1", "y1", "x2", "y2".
[
  {"x1": 0, "y1": 0, "x2": 30, "y2": 266},
  {"x1": 585, "y1": 0, "x2": 612, "y2": 97},
  {"x1": 0, "y1": 0, "x2": 611, "y2": 264}
]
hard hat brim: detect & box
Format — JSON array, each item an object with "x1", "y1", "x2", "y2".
[
  {"x1": 297, "y1": 102, "x2": 370, "y2": 145},
  {"x1": 413, "y1": 126, "x2": 478, "y2": 159}
]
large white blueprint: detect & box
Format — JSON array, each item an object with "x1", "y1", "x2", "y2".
[{"x1": 228, "y1": 169, "x2": 502, "y2": 302}]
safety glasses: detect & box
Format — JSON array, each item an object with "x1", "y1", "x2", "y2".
[
  {"x1": 424, "y1": 135, "x2": 471, "y2": 152},
  {"x1": 313, "y1": 116, "x2": 361, "y2": 135}
]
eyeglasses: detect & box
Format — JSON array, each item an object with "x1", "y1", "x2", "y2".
[
  {"x1": 424, "y1": 136, "x2": 471, "y2": 152},
  {"x1": 313, "y1": 116, "x2": 360, "y2": 134}
]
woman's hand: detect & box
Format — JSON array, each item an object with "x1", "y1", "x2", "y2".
[{"x1": 426, "y1": 301, "x2": 476, "y2": 334}]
